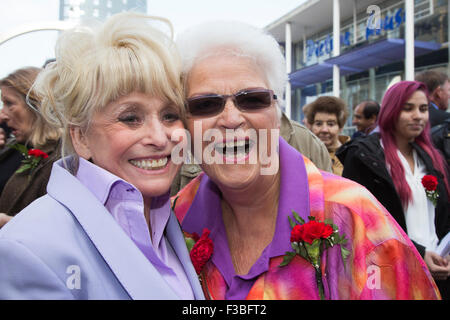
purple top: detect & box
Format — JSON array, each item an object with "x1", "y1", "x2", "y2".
[
  {"x1": 182, "y1": 138, "x2": 310, "y2": 299},
  {"x1": 76, "y1": 158, "x2": 194, "y2": 299}
]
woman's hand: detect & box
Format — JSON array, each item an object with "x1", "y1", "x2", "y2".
[
  {"x1": 0, "y1": 213, "x2": 12, "y2": 228},
  {"x1": 424, "y1": 251, "x2": 450, "y2": 280}
]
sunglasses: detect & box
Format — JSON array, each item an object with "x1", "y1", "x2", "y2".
[{"x1": 187, "y1": 88, "x2": 277, "y2": 117}]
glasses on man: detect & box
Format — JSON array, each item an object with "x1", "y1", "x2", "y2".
[{"x1": 187, "y1": 88, "x2": 277, "y2": 117}]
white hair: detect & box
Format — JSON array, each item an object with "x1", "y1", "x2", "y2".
[{"x1": 176, "y1": 20, "x2": 287, "y2": 118}]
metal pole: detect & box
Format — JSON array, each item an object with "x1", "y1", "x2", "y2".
[
  {"x1": 369, "y1": 68, "x2": 376, "y2": 100},
  {"x1": 333, "y1": 0, "x2": 340, "y2": 97},
  {"x1": 285, "y1": 22, "x2": 292, "y2": 119},
  {"x1": 59, "y1": 0, "x2": 64, "y2": 20},
  {"x1": 405, "y1": 0, "x2": 415, "y2": 81},
  {"x1": 353, "y1": 0, "x2": 357, "y2": 45},
  {"x1": 303, "y1": 30, "x2": 307, "y2": 65}
]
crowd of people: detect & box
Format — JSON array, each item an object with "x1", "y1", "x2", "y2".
[{"x1": 0, "y1": 12, "x2": 448, "y2": 300}]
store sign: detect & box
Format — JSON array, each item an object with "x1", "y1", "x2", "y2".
[
  {"x1": 306, "y1": 31, "x2": 351, "y2": 60},
  {"x1": 366, "y1": 7, "x2": 405, "y2": 40},
  {"x1": 307, "y1": 7, "x2": 406, "y2": 60}
]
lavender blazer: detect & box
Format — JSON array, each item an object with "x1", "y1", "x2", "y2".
[{"x1": 0, "y1": 159, "x2": 204, "y2": 300}]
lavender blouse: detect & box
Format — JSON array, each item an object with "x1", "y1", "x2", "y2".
[{"x1": 76, "y1": 158, "x2": 194, "y2": 299}]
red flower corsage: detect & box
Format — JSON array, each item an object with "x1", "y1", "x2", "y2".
[
  {"x1": 280, "y1": 211, "x2": 349, "y2": 300},
  {"x1": 421, "y1": 175, "x2": 439, "y2": 206},
  {"x1": 28, "y1": 149, "x2": 49, "y2": 159},
  {"x1": 9, "y1": 143, "x2": 49, "y2": 176},
  {"x1": 185, "y1": 228, "x2": 214, "y2": 275}
]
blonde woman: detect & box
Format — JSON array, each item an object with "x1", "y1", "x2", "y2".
[
  {"x1": 0, "y1": 67, "x2": 61, "y2": 219},
  {"x1": 0, "y1": 13, "x2": 204, "y2": 300}
]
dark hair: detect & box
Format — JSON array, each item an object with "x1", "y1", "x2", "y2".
[
  {"x1": 415, "y1": 70, "x2": 448, "y2": 93},
  {"x1": 360, "y1": 100, "x2": 380, "y2": 119},
  {"x1": 306, "y1": 96, "x2": 348, "y2": 128}
]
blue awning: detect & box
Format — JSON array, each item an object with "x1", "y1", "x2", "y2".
[{"x1": 289, "y1": 38, "x2": 441, "y2": 89}]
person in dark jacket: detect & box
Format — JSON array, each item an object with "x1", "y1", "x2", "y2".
[
  {"x1": 351, "y1": 100, "x2": 380, "y2": 138},
  {"x1": 0, "y1": 109, "x2": 23, "y2": 195},
  {"x1": 431, "y1": 118, "x2": 450, "y2": 166},
  {"x1": 415, "y1": 70, "x2": 450, "y2": 128},
  {"x1": 337, "y1": 81, "x2": 450, "y2": 298},
  {"x1": 0, "y1": 67, "x2": 62, "y2": 226}
]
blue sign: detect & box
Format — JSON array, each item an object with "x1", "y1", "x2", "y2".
[
  {"x1": 307, "y1": 31, "x2": 351, "y2": 60},
  {"x1": 366, "y1": 8, "x2": 405, "y2": 40},
  {"x1": 306, "y1": 7, "x2": 405, "y2": 61}
]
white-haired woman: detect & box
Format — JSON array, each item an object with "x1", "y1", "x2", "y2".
[
  {"x1": 0, "y1": 13, "x2": 204, "y2": 300},
  {"x1": 172, "y1": 20, "x2": 440, "y2": 300}
]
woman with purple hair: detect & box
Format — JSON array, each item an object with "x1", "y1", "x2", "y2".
[{"x1": 337, "y1": 80, "x2": 450, "y2": 298}]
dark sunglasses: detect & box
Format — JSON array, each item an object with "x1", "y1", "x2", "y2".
[{"x1": 187, "y1": 88, "x2": 277, "y2": 117}]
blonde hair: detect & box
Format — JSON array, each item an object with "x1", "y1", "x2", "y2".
[
  {"x1": 33, "y1": 12, "x2": 184, "y2": 161},
  {"x1": 0, "y1": 67, "x2": 61, "y2": 148}
]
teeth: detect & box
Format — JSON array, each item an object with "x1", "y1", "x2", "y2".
[
  {"x1": 214, "y1": 140, "x2": 253, "y2": 159},
  {"x1": 216, "y1": 140, "x2": 247, "y2": 149},
  {"x1": 129, "y1": 157, "x2": 168, "y2": 170}
]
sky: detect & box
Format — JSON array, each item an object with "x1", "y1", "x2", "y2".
[{"x1": 0, "y1": 0, "x2": 305, "y2": 79}]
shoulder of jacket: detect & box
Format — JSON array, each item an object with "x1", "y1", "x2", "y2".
[
  {"x1": 289, "y1": 121, "x2": 327, "y2": 149},
  {"x1": 290, "y1": 121, "x2": 317, "y2": 138},
  {"x1": 351, "y1": 134, "x2": 381, "y2": 152},
  {"x1": 0, "y1": 195, "x2": 68, "y2": 239},
  {"x1": 320, "y1": 172, "x2": 394, "y2": 225}
]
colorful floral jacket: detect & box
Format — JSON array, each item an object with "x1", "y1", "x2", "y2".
[{"x1": 172, "y1": 139, "x2": 441, "y2": 300}]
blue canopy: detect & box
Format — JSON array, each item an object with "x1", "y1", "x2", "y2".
[{"x1": 289, "y1": 38, "x2": 441, "y2": 88}]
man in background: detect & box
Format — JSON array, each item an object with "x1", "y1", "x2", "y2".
[
  {"x1": 351, "y1": 100, "x2": 380, "y2": 138},
  {"x1": 415, "y1": 70, "x2": 450, "y2": 127}
]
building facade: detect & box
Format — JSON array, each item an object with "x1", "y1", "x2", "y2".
[
  {"x1": 266, "y1": 0, "x2": 449, "y2": 135},
  {"x1": 59, "y1": 0, "x2": 147, "y2": 21}
]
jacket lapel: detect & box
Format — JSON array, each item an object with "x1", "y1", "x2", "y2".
[
  {"x1": 47, "y1": 160, "x2": 178, "y2": 300},
  {"x1": 165, "y1": 212, "x2": 205, "y2": 299}
]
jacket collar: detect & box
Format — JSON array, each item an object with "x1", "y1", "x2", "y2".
[
  {"x1": 47, "y1": 157, "x2": 204, "y2": 300},
  {"x1": 165, "y1": 212, "x2": 205, "y2": 299}
]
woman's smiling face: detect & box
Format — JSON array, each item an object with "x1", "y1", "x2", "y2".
[
  {"x1": 71, "y1": 91, "x2": 186, "y2": 198},
  {"x1": 185, "y1": 54, "x2": 280, "y2": 191},
  {"x1": 311, "y1": 112, "x2": 341, "y2": 150}
]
